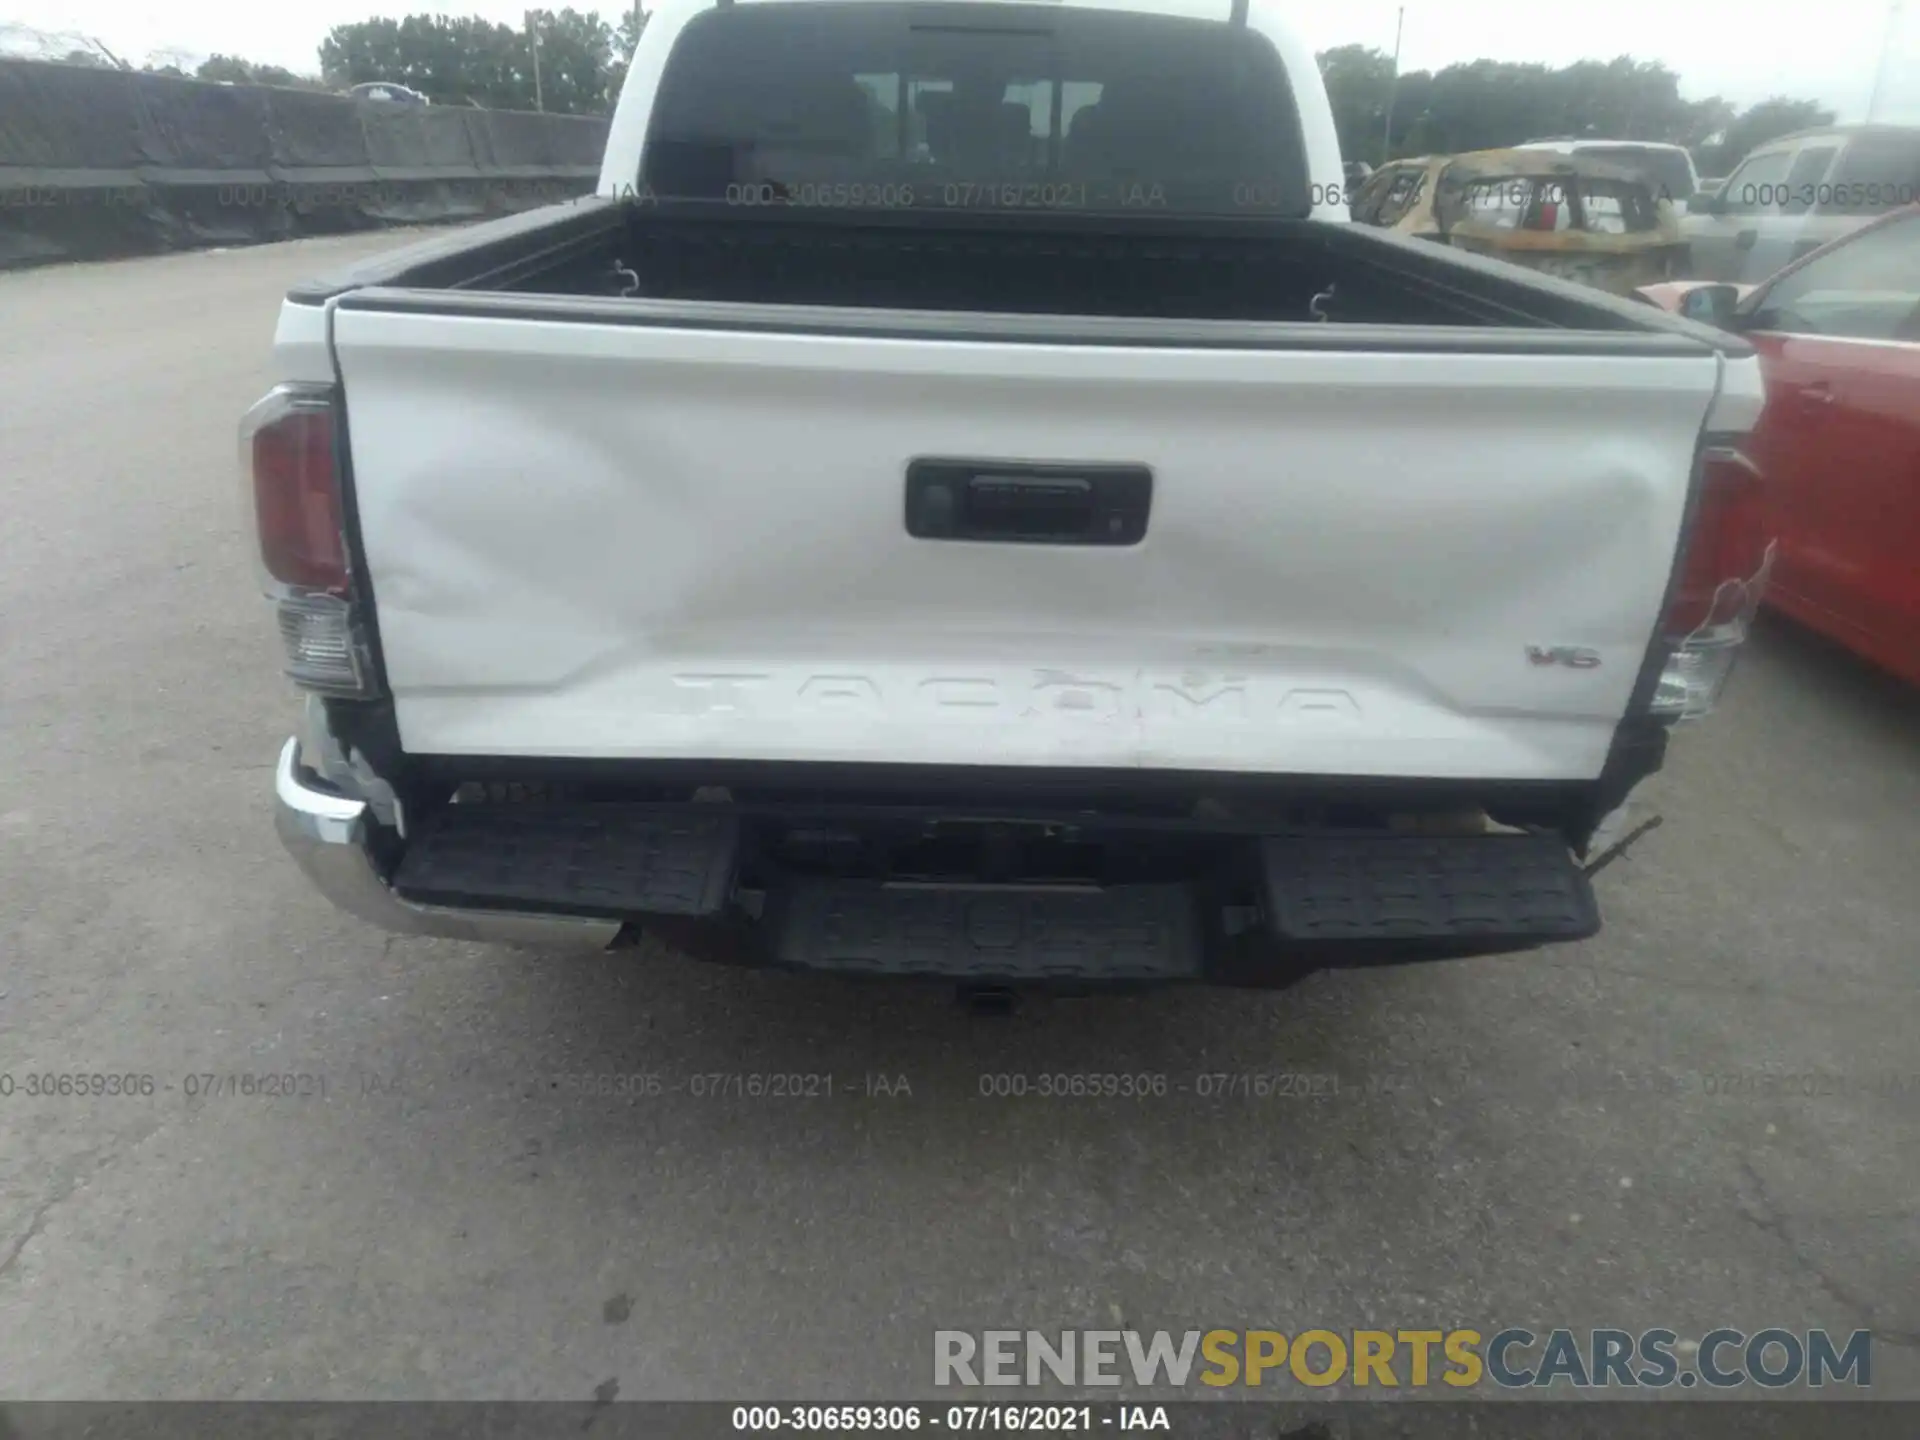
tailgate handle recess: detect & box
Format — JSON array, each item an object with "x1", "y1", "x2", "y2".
[{"x1": 906, "y1": 459, "x2": 1151, "y2": 546}]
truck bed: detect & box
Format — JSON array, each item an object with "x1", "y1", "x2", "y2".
[{"x1": 289, "y1": 197, "x2": 1721, "y2": 330}]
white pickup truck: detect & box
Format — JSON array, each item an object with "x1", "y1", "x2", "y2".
[{"x1": 254, "y1": 0, "x2": 1773, "y2": 990}]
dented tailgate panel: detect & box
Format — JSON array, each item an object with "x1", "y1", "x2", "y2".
[{"x1": 331, "y1": 306, "x2": 1726, "y2": 781}]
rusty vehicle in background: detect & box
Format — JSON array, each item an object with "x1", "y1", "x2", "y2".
[
  {"x1": 1348, "y1": 149, "x2": 1687, "y2": 296},
  {"x1": 1516, "y1": 138, "x2": 1702, "y2": 212}
]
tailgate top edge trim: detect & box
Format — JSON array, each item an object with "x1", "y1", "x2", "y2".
[{"x1": 331, "y1": 287, "x2": 1718, "y2": 356}]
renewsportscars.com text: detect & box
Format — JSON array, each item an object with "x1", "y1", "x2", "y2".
[{"x1": 933, "y1": 1328, "x2": 1873, "y2": 1390}]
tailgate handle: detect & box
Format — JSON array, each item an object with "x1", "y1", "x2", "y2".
[{"x1": 906, "y1": 460, "x2": 1152, "y2": 546}]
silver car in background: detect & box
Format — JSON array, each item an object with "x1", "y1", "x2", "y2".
[
  {"x1": 1682, "y1": 124, "x2": 1920, "y2": 282},
  {"x1": 347, "y1": 81, "x2": 431, "y2": 105}
]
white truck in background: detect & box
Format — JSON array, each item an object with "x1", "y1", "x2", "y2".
[{"x1": 252, "y1": 0, "x2": 1773, "y2": 990}]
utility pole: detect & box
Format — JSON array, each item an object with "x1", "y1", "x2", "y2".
[
  {"x1": 526, "y1": 10, "x2": 545, "y2": 112},
  {"x1": 1382, "y1": 7, "x2": 1405, "y2": 165},
  {"x1": 1867, "y1": 0, "x2": 1904, "y2": 122}
]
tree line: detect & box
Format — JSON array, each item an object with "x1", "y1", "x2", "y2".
[
  {"x1": 58, "y1": 8, "x2": 649, "y2": 110},
  {"x1": 65, "y1": 13, "x2": 1839, "y2": 170},
  {"x1": 60, "y1": 47, "x2": 328, "y2": 89},
  {"x1": 316, "y1": 9, "x2": 647, "y2": 112}
]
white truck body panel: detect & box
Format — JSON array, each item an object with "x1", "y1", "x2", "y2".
[{"x1": 333, "y1": 305, "x2": 1735, "y2": 779}]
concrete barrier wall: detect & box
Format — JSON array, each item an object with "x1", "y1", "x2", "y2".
[{"x1": 0, "y1": 58, "x2": 610, "y2": 270}]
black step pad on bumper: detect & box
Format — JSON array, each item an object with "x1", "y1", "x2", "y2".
[
  {"x1": 392, "y1": 806, "x2": 738, "y2": 918},
  {"x1": 772, "y1": 881, "x2": 1203, "y2": 980},
  {"x1": 1259, "y1": 833, "x2": 1598, "y2": 943}
]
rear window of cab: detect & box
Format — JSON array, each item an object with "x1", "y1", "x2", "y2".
[{"x1": 639, "y1": 1, "x2": 1313, "y2": 218}]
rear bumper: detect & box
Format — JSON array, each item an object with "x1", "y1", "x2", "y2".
[
  {"x1": 272, "y1": 738, "x2": 620, "y2": 951},
  {"x1": 273, "y1": 736, "x2": 1603, "y2": 979}
]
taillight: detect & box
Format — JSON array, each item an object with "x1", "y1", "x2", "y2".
[
  {"x1": 1651, "y1": 444, "x2": 1776, "y2": 721},
  {"x1": 240, "y1": 385, "x2": 376, "y2": 697},
  {"x1": 252, "y1": 405, "x2": 347, "y2": 593}
]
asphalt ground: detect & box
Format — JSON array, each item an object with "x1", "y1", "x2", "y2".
[{"x1": 1, "y1": 234, "x2": 1916, "y2": 1409}]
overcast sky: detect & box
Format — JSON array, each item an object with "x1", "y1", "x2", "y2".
[{"x1": 4, "y1": 0, "x2": 1917, "y2": 124}]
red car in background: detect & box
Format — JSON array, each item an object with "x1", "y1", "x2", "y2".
[{"x1": 1641, "y1": 207, "x2": 1920, "y2": 687}]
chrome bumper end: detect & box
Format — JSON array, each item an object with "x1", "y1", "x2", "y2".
[{"x1": 272, "y1": 738, "x2": 619, "y2": 951}]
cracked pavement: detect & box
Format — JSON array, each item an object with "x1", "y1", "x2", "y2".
[{"x1": 1, "y1": 234, "x2": 1917, "y2": 1401}]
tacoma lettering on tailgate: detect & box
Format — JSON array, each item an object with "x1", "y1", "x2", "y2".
[{"x1": 668, "y1": 673, "x2": 1362, "y2": 724}]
